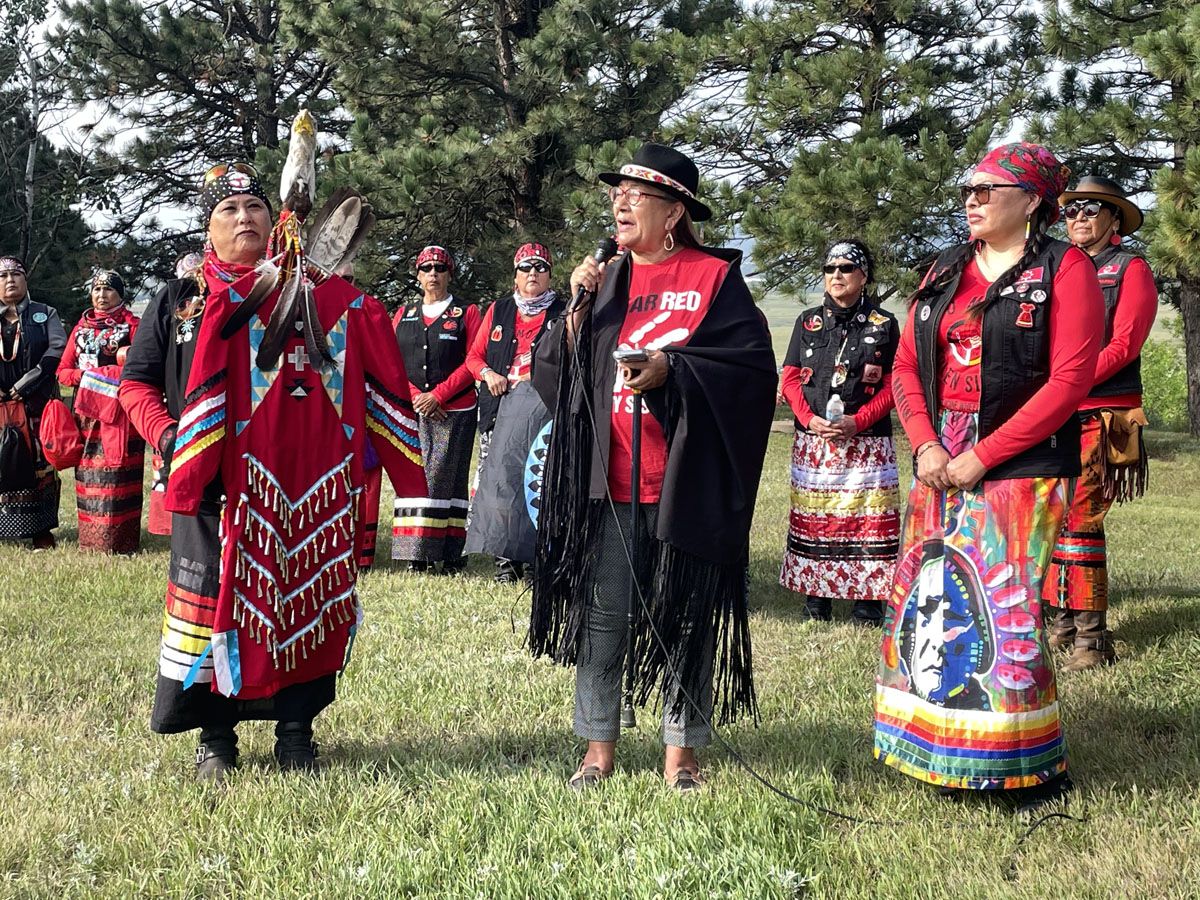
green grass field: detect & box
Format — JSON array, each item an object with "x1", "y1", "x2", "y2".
[{"x1": 3, "y1": 431, "x2": 1200, "y2": 898}]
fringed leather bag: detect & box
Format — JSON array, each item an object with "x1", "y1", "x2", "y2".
[{"x1": 1099, "y1": 407, "x2": 1149, "y2": 503}]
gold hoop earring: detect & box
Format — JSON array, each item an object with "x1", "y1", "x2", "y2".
[{"x1": 664, "y1": 231, "x2": 676, "y2": 252}]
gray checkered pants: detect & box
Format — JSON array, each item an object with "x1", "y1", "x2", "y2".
[{"x1": 574, "y1": 503, "x2": 714, "y2": 748}]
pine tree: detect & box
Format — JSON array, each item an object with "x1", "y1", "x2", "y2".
[
  {"x1": 0, "y1": 0, "x2": 94, "y2": 320},
  {"x1": 49, "y1": 0, "x2": 348, "y2": 280},
  {"x1": 286, "y1": 0, "x2": 737, "y2": 302},
  {"x1": 672, "y1": 0, "x2": 1045, "y2": 297},
  {"x1": 1036, "y1": 0, "x2": 1200, "y2": 434}
]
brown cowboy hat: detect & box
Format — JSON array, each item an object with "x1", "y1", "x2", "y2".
[{"x1": 1059, "y1": 175, "x2": 1144, "y2": 236}]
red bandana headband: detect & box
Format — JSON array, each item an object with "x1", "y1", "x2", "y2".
[
  {"x1": 415, "y1": 245, "x2": 454, "y2": 272},
  {"x1": 620, "y1": 164, "x2": 696, "y2": 199},
  {"x1": 974, "y1": 142, "x2": 1071, "y2": 225},
  {"x1": 513, "y1": 242, "x2": 551, "y2": 268}
]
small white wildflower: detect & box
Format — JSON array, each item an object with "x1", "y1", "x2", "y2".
[{"x1": 72, "y1": 841, "x2": 97, "y2": 867}]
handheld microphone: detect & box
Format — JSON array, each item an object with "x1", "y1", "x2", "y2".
[{"x1": 567, "y1": 236, "x2": 619, "y2": 313}]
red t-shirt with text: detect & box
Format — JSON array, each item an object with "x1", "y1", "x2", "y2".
[
  {"x1": 938, "y1": 261, "x2": 987, "y2": 410},
  {"x1": 608, "y1": 247, "x2": 729, "y2": 503}
]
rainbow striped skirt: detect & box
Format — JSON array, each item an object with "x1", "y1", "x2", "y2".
[{"x1": 874, "y1": 410, "x2": 1070, "y2": 790}]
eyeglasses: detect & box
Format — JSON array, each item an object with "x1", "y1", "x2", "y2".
[
  {"x1": 1063, "y1": 201, "x2": 1114, "y2": 221},
  {"x1": 417, "y1": 263, "x2": 449, "y2": 274},
  {"x1": 607, "y1": 186, "x2": 673, "y2": 207},
  {"x1": 516, "y1": 261, "x2": 550, "y2": 274},
  {"x1": 822, "y1": 263, "x2": 861, "y2": 275},
  {"x1": 203, "y1": 162, "x2": 258, "y2": 186},
  {"x1": 959, "y1": 183, "x2": 1027, "y2": 205}
]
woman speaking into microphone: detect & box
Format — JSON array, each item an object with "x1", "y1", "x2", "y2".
[{"x1": 529, "y1": 143, "x2": 777, "y2": 791}]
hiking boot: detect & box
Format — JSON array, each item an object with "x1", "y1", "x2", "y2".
[
  {"x1": 274, "y1": 721, "x2": 319, "y2": 773},
  {"x1": 1047, "y1": 608, "x2": 1076, "y2": 652}
]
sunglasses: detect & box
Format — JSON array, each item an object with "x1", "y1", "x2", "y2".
[
  {"x1": 417, "y1": 263, "x2": 449, "y2": 273},
  {"x1": 1063, "y1": 201, "x2": 1115, "y2": 221},
  {"x1": 959, "y1": 183, "x2": 1027, "y2": 205},
  {"x1": 607, "y1": 186, "x2": 673, "y2": 207},
  {"x1": 516, "y1": 261, "x2": 550, "y2": 273},
  {"x1": 822, "y1": 263, "x2": 861, "y2": 275},
  {"x1": 203, "y1": 161, "x2": 258, "y2": 186}
]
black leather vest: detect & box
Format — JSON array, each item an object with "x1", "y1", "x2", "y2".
[
  {"x1": 788, "y1": 296, "x2": 898, "y2": 438},
  {"x1": 1089, "y1": 245, "x2": 1144, "y2": 399},
  {"x1": 913, "y1": 240, "x2": 1080, "y2": 479},
  {"x1": 394, "y1": 299, "x2": 472, "y2": 399},
  {"x1": 478, "y1": 293, "x2": 564, "y2": 432}
]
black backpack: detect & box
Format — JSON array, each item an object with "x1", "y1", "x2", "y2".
[{"x1": 0, "y1": 401, "x2": 37, "y2": 492}]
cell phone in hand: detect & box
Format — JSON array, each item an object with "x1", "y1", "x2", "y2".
[{"x1": 612, "y1": 348, "x2": 649, "y2": 365}]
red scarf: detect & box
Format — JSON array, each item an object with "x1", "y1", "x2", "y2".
[
  {"x1": 80, "y1": 305, "x2": 132, "y2": 329},
  {"x1": 202, "y1": 249, "x2": 258, "y2": 299}
]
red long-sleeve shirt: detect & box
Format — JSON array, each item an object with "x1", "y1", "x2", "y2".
[
  {"x1": 893, "y1": 249, "x2": 1102, "y2": 470},
  {"x1": 119, "y1": 379, "x2": 175, "y2": 451},
  {"x1": 1079, "y1": 255, "x2": 1157, "y2": 411},
  {"x1": 466, "y1": 303, "x2": 549, "y2": 382},
  {"x1": 779, "y1": 365, "x2": 895, "y2": 433}
]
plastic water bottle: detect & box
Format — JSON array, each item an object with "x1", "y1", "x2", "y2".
[{"x1": 825, "y1": 393, "x2": 844, "y2": 423}]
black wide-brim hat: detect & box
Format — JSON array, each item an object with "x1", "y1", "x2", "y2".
[
  {"x1": 1059, "y1": 175, "x2": 1144, "y2": 236},
  {"x1": 598, "y1": 142, "x2": 713, "y2": 222}
]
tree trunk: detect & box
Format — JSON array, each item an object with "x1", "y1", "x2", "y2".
[
  {"x1": 1180, "y1": 273, "x2": 1200, "y2": 437},
  {"x1": 254, "y1": 0, "x2": 279, "y2": 150},
  {"x1": 19, "y1": 49, "x2": 39, "y2": 263}
]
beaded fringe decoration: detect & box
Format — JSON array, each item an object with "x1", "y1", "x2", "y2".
[{"x1": 229, "y1": 453, "x2": 362, "y2": 670}]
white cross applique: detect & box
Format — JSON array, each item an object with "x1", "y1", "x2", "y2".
[{"x1": 287, "y1": 347, "x2": 310, "y2": 372}]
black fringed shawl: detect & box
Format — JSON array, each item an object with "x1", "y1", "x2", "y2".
[{"x1": 529, "y1": 246, "x2": 777, "y2": 723}]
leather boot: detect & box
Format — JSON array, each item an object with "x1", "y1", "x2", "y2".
[
  {"x1": 274, "y1": 720, "x2": 319, "y2": 772},
  {"x1": 805, "y1": 596, "x2": 832, "y2": 622},
  {"x1": 1047, "y1": 608, "x2": 1076, "y2": 652},
  {"x1": 196, "y1": 724, "x2": 238, "y2": 782},
  {"x1": 851, "y1": 599, "x2": 883, "y2": 627},
  {"x1": 1062, "y1": 610, "x2": 1117, "y2": 672}
]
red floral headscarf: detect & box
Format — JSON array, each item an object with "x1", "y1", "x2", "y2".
[
  {"x1": 415, "y1": 245, "x2": 454, "y2": 272},
  {"x1": 974, "y1": 142, "x2": 1071, "y2": 225}
]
